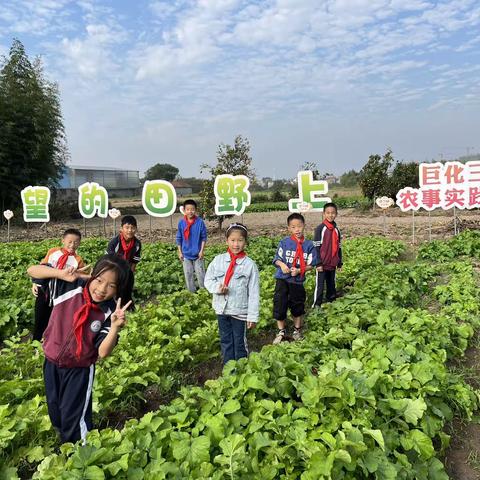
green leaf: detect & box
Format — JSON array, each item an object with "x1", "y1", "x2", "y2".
[
  {"x1": 189, "y1": 435, "x2": 211, "y2": 466},
  {"x1": 25, "y1": 445, "x2": 45, "y2": 462},
  {"x1": 106, "y1": 454, "x2": 129, "y2": 476},
  {"x1": 305, "y1": 451, "x2": 335, "y2": 477},
  {"x1": 222, "y1": 399, "x2": 241, "y2": 415},
  {"x1": 363, "y1": 429, "x2": 385, "y2": 451},
  {"x1": 84, "y1": 466, "x2": 105, "y2": 480},
  {"x1": 403, "y1": 398, "x2": 427, "y2": 425},
  {"x1": 401, "y1": 429, "x2": 434, "y2": 459}
]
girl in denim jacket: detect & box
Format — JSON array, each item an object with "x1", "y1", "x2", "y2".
[{"x1": 204, "y1": 223, "x2": 260, "y2": 365}]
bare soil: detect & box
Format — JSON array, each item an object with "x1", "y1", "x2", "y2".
[
  {"x1": 2, "y1": 208, "x2": 479, "y2": 244},
  {"x1": 445, "y1": 339, "x2": 480, "y2": 479}
]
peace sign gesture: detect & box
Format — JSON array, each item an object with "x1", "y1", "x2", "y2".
[{"x1": 111, "y1": 298, "x2": 132, "y2": 329}]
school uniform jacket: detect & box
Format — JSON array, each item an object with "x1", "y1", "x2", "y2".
[
  {"x1": 106, "y1": 235, "x2": 142, "y2": 266},
  {"x1": 313, "y1": 222, "x2": 343, "y2": 271},
  {"x1": 42, "y1": 277, "x2": 116, "y2": 368},
  {"x1": 33, "y1": 248, "x2": 85, "y2": 303},
  {"x1": 273, "y1": 236, "x2": 318, "y2": 284}
]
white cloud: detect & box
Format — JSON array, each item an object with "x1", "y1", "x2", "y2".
[{"x1": 1, "y1": 0, "x2": 480, "y2": 175}]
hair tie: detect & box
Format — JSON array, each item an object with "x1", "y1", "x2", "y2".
[{"x1": 226, "y1": 223, "x2": 248, "y2": 233}]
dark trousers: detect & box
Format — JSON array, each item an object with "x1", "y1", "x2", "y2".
[
  {"x1": 44, "y1": 359, "x2": 95, "y2": 444},
  {"x1": 217, "y1": 315, "x2": 248, "y2": 365},
  {"x1": 33, "y1": 288, "x2": 52, "y2": 341},
  {"x1": 312, "y1": 270, "x2": 337, "y2": 307}
]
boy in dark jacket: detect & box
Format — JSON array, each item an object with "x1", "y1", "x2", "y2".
[
  {"x1": 272, "y1": 213, "x2": 317, "y2": 343},
  {"x1": 107, "y1": 215, "x2": 142, "y2": 272},
  {"x1": 312, "y1": 202, "x2": 342, "y2": 308}
]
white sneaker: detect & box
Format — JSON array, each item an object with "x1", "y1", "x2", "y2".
[
  {"x1": 292, "y1": 329, "x2": 303, "y2": 341},
  {"x1": 273, "y1": 330, "x2": 286, "y2": 345}
]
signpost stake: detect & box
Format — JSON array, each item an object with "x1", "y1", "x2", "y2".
[
  {"x1": 108, "y1": 209, "x2": 121, "y2": 237},
  {"x1": 453, "y1": 206, "x2": 457, "y2": 236},
  {"x1": 3, "y1": 211, "x2": 13, "y2": 242},
  {"x1": 412, "y1": 210, "x2": 415, "y2": 245},
  {"x1": 428, "y1": 211, "x2": 432, "y2": 241},
  {"x1": 375, "y1": 197, "x2": 394, "y2": 235}
]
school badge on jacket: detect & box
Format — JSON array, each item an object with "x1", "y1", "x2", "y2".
[{"x1": 90, "y1": 320, "x2": 102, "y2": 333}]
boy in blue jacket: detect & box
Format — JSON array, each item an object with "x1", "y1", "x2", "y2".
[
  {"x1": 272, "y1": 213, "x2": 317, "y2": 343},
  {"x1": 176, "y1": 199, "x2": 208, "y2": 292}
]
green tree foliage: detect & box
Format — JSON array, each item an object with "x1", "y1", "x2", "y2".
[
  {"x1": 386, "y1": 161, "x2": 419, "y2": 198},
  {"x1": 340, "y1": 169, "x2": 360, "y2": 187},
  {"x1": 359, "y1": 150, "x2": 420, "y2": 201},
  {"x1": 143, "y1": 163, "x2": 179, "y2": 182},
  {"x1": 359, "y1": 150, "x2": 394, "y2": 200},
  {"x1": 0, "y1": 39, "x2": 68, "y2": 209},
  {"x1": 200, "y1": 135, "x2": 255, "y2": 229}
]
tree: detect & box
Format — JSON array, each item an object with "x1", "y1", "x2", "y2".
[
  {"x1": 386, "y1": 161, "x2": 419, "y2": 199},
  {"x1": 200, "y1": 135, "x2": 255, "y2": 229},
  {"x1": 359, "y1": 150, "x2": 394, "y2": 200},
  {"x1": 0, "y1": 39, "x2": 68, "y2": 210},
  {"x1": 340, "y1": 169, "x2": 360, "y2": 187},
  {"x1": 300, "y1": 161, "x2": 319, "y2": 180},
  {"x1": 143, "y1": 163, "x2": 179, "y2": 182}
]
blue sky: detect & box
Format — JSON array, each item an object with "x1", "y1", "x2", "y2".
[{"x1": 0, "y1": 0, "x2": 479, "y2": 179}]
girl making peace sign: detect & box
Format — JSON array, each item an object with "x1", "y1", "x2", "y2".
[{"x1": 27, "y1": 254, "x2": 133, "y2": 444}]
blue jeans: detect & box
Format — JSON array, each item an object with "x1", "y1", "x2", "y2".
[{"x1": 217, "y1": 315, "x2": 248, "y2": 365}]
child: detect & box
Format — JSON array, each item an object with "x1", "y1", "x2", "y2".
[
  {"x1": 312, "y1": 202, "x2": 342, "y2": 308},
  {"x1": 32, "y1": 228, "x2": 85, "y2": 341},
  {"x1": 272, "y1": 213, "x2": 317, "y2": 344},
  {"x1": 176, "y1": 199, "x2": 208, "y2": 292},
  {"x1": 27, "y1": 254, "x2": 133, "y2": 444},
  {"x1": 204, "y1": 223, "x2": 259, "y2": 365},
  {"x1": 107, "y1": 215, "x2": 142, "y2": 272}
]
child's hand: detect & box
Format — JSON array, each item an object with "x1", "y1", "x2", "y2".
[
  {"x1": 291, "y1": 267, "x2": 299, "y2": 277},
  {"x1": 178, "y1": 252, "x2": 184, "y2": 262},
  {"x1": 280, "y1": 264, "x2": 291, "y2": 275},
  {"x1": 111, "y1": 298, "x2": 132, "y2": 330},
  {"x1": 65, "y1": 265, "x2": 76, "y2": 275},
  {"x1": 316, "y1": 265, "x2": 324, "y2": 272},
  {"x1": 218, "y1": 284, "x2": 229, "y2": 295},
  {"x1": 198, "y1": 251, "x2": 204, "y2": 260},
  {"x1": 58, "y1": 269, "x2": 80, "y2": 282},
  {"x1": 77, "y1": 265, "x2": 92, "y2": 279},
  {"x1": 31, "y1": 284, "x2": 39, "y2": 297},
  {"x1": 247, "y1": 322, "x2": 256, "y2": 329}
]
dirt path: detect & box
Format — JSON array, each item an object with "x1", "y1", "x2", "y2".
[
  {"x1": 1, "y1": 208, "x2": 479, "y2": 244},
  {"x1": 445, "y1": 338, "x2": 480, "y2": 479}
]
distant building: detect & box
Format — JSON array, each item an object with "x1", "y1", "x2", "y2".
[
  {"x1": 324, "y1": 175, "x2": 340, "y2": 184},
  {"x1": 58, "y1": 165, "x2": 140, "y2": 199},
  {"x1": 260, "y1": 177, "x2": 274, "y2": 188},
  {"x1": 172, "y1": 180, "x2": 193, "y2": 196}
]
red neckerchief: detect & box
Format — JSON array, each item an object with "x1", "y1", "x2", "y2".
[
  {"x1": 323, "y1": 220, "x2": 339, "y2": 258},
  {"x1": 56, "y1": 248, "x2": 71, "y2": 270},
  {"x1": 183, "y1": 215, "x2": 197, "y2": 241},
  {"x1": 224, "y1": 248, "x2": 247, "y2": 286},
  {"x1": 291, "y1": 235, "x2": 306, "y2": 277},
  {"x1": 120, "y1": 233, "x2": 135, "y2": 261},
  {"x1": 73, "y1": 284, "x2": 102, "y2": 358}
]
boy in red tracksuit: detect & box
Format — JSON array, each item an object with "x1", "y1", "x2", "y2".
[{"x1": 312, "y1": 202, "x2": 342, "y2": 308}]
